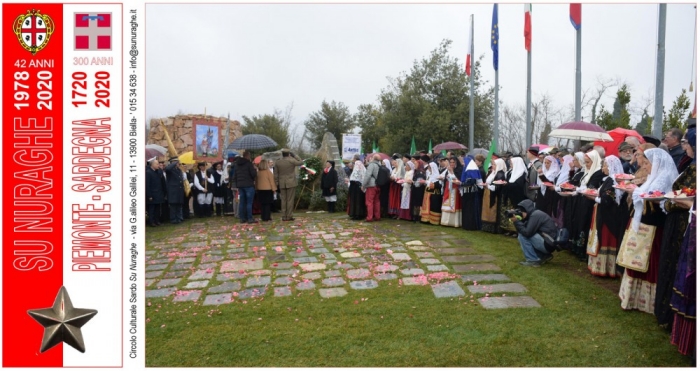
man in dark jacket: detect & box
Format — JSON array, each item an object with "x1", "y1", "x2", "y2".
[
  {"x1": 146, "y1": 158, "x2": 164, "y2": 227},
  {"x1": 510, "y1": 199, "x2": 558, "y2": 267},
  {"x1": 165, "y1": 157, "x2": 185, "y2": 224},
  {"x1": 234, "y1": 150, "x2": 258, "y2": 224},
  {"x1": 525, "y1": 146, "x2": 542, "y2": 202}
]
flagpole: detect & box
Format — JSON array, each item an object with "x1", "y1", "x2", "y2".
[
  {"x1": 653, "y1": 4, "x2": 667, "y2": 138},
  {"x1": 574, "y1": 15, "x2": 582, "y2": 122},
  {"x1": 495, "y1": 69, "x2": 499, "y2": 153},
  {"x1": 469, "y1": 14, "x2": 475, "y2": 152},
  {"x1": 526, "y1": 37, "x2": 532, "y2": 150}
]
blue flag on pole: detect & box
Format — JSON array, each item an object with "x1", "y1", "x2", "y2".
[{"x1": 491, "y1": 4, "x2": 499, "y2": 71}]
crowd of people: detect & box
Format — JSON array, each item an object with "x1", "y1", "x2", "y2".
[
  {"x1": 145, "y1": 148, "x2": 322, "y2": 226},
  {"x1": 344, "y1": 126, "x2": 696, "y2": 358}
]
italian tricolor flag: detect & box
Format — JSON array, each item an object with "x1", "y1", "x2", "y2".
[{"x1": 524, "y1": 4, "x2": 532, "y2": 52}]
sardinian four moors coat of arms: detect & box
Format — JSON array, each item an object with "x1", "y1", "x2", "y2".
[{"x1": 13, "y1": 9, "x2": 55, "y2": 55}]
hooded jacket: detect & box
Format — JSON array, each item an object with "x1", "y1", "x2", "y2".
[
  {"x1": 234, "y1": 157, "x2": 257, "y2": 188},
  {"x1": 512, "y1": 199, "x2": 559, "y2": 251}
]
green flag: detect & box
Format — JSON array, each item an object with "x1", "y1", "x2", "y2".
[
  {"x1": 428, "y1": 139, "x2": 433, "y2": 153},
  {"x1": 373, "y1": 140, "x2": 378, "y2": 153},
  {"x1": 483, "y1": 139, "x2": 497, "y2": 172},
  {"x1": 360, "y1": 143, "x2": 363, "y2": 155},
  {"x1": 410, "y1": 136, "x2": 416, "y2": 155},
  {"x1": 441, "y1": 149, "x2": 447, "y2": 157}
]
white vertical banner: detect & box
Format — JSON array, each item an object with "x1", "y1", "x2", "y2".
[
  {"x1": 62, "y1": 4, "x2": 123, "y2": 367},
  {"x1": 342, "y1": 133, "x2": 361, "y2": 160}
]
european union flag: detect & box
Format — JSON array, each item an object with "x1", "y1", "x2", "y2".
[{"x1": 491, "y1": 4, "x2": 499, "y2": 71}]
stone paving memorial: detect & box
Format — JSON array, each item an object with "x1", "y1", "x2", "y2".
[{"x1": 145, "y1": 214, "x2": 540, "y2": 309}]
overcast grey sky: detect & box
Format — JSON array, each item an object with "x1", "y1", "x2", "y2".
[{"x1": 146, "y1": 2, "x2": 696, "y2": 134}]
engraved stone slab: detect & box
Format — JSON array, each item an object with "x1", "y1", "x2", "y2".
[
  {"x1": 208, "y1": 281, "x2": 241, "y2": 293},
  {"x1": 274, "y1": 286, "x2": 292, "y2": 297},
  {"x1": 145, "y1": 271, "x2": 164, "y2": 279},
  {"x1": 349, "y1": 280, "x2": 378, "y2": 290},
  {"x1": 462, "y1": 274, "x2": 511, "y2": 283},
  {"x1": 391, "y1": 253, "x2": 412, "y2": 261},
  {"x1": 432, "y1": 281, "x2": 466, "y2": 298},
  {"x1": 275, "y1": 269, "x2": 298, "y2": 276},
  {"x1": 155, "y1": 278, "x2": 181, "y2": 287},
  {"x1": 302, "y1": 272, "x2": 322, "y2": 280},
  {"x1": 401, "y1": 268, "x2": 425, "y2": 276},
  {"x1": 145, "y1": 279, "x2": 156, "y2": 287},
  {"x1": 324, "y1": 270, "x2": 341, "y2": 277},
  {"x1": 340, "y1": 251, "x2": 362, "y2": 258},
  {"x1": 189, "y1": 270, "x2": 214, "y2": 280},
  {"x1": 322, "y1": 277, "x2": 346, "y2": 287},
  {"x1": 173, "y1": 290, "x2": 201, "y2": 302},
  {"x1": 273, "y1": 262, "x2": 294, "y2": 269},
  {"x1": 374, "y1": 273, "x2": 398, "y2": 281},
  {"x1": 196, "y1": 263, "x2": 218, "y2": 270},
  {"x1": 442, "y1": 255, "x2": 496, "y2": 263},
  {"x1": 478, "y1": 296, "x2": 541, "y2": 309},
  {"x1": 405, "y1": 240, "x2": 424, "y2": 246},
  {"x1": 346, "y1": 268, "x2": 371, "y2": 279},
  {"x1": 336, "y1": 263, "x2": 354, "y2": 270},
  {"x1": 296, "y1": 281, "x2": 316, "y2": 291},
  {"x1": 237, "y1": 287, "x2": 266, "y2": 299},
  {"x1": 289, "y1": 250, "x2": 309, "y2": 258},
  {"x1": 220, "y1": 258, "x2": 264, "y2": 272},
  {"x1": 408, "y1": 245, "x2": 431, "y2": 251},
  {"x1": 185, "y1": 280, "x2": 210, "y2": 289},
  {"x1": 274, "y1": 276, "x2": 294, "y2": 286},
  {"x1": 434, "y1": 247, "x2": 476, "y2": 255},
  {"x1": 146, "y1": 264, "x2": 169, "y2": 271},
  {"x1": 174, "y1": 257, "x2": 196, "y2": 264},
  {"x1": 299, "y1": 263, "x2": 326, "y2": 272},
  {"x1": 292, "y1": 257, "x2": 319, "y2": 264},
  {"x1": 426, "y1": 265, "x2": 449, "y2": 272},
  {"x1": 217, "y1": 273, "x2": 246, "y2": 281},
  {"x1": 374, "y1": 264, "x2": 400, "y2": 273},
  {"x1": 420, "y1": 258, "x2": 441, "y2": 265},
  {"x1": 309, "y1": 248, "x2": 330, "y2": 254},
  {"x1": 425, "y1": 240, "x2": 451, "y2": 248},
  {"x1": 246, "y1": 276, "x2": 271, "y2": 287},
  {"x1": 201, "y1": 255, "x2": 223, "y2": 263},
  {"x1": 452, "y1": 264, "x2": 502, "y2": 273},
  {"x1": 203, "y1": 293, "x2": 232, "y2": 306},
  {"x1": 414, "y1": 252, "x2": 435, "y2": 258},
  {"x1": 319, "y1": 287, "x2": 348, "y2": 298},
  {"x1": 345, "y1": 257, "x2": 367, "y2": 263},
  {"x1": 468, "y1": 283, "x2": 527, "y2": 294},
  {"x1": 145, "y1": 287, "x2": 176, "y2": 298},
  {"x1": 163, "y1": 271, "x2": 188, "y2": 279}
]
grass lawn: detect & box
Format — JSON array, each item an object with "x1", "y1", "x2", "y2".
[{"x1": 145, "y1": 213, "x2": 693, "y2": 367}]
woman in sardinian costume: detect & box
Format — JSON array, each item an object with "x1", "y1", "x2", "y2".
[
  {"x1": 388, "y1": 156, "x2": 404, "y2": 218},
  {"x1": 440, "y1": 157, "x2": 463, "y2": 227},
  {"x1": 536, "y1": 155, "x2": 560, "y2": 219},
  {"x1": 398, "y1": 160, "x2": 414, "y2": 221},
  {"x1": 500, "y1": 156, "x2": 527, "y2": 235},
  {"x1": 482, "y1": 158, "x2": 507, "y2": 233},
  {"x1": 347, "y1": 156, "x2": 367, "y2": 220},
  {"x1": 459, "y1": 155, "x2": 484, "y2": 230},
  {"x1": 421, "y1": 158, "x2": 442, "y2": 225}
]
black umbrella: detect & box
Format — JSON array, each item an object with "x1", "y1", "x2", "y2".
[{"x1": 227, "y1": 134, "x2": 278, "y2": 150}]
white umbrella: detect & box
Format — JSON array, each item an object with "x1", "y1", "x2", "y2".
[{"x1": 549, "y1": 121, "x2": 613, "y2": 142}]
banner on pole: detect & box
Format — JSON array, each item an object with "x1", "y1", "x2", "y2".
[{"x1": 342, "y1": 134, "x2": 361, "y2": 160}]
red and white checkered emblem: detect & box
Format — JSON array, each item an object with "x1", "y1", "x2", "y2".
[{"x1": 74, "y1": 13, "x2": 111, "y2": 51}]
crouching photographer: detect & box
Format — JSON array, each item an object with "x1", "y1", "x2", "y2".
[{"x1": 508, "y1": 199, "x2": 563, "y2": 267}]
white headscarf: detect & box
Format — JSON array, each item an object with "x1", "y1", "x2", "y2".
[
  {"x1": 508, "y1": 157, "x2": 527, "y2": 183},
  {"x1": 556, "y1": 155, "x2": 574, "y2": 186},
  {"x1": 631, "y1": 149, "x2": 678, "y2": 231},
  {"x1": 486, "y1": 158, "x2": 507, "y2": 185},
  {"x1": 383, "y1": 159, "x2": 392, "y2": 172},
  {"x1": 427, "y1": 162, "x2": 440, "y2": 184},
  {"x1": 540, "y1": 155, "x2": 561, "y2": 194},
  {"x1": 349, "y1": 160, "x2": 366, "y2": 183},
  {"x1": 603, "y1": 155, "x2": 625, "y2": 205},
  {"x1": 392, "y1": 159, "x2": 405, "y2": 180},
  {"x1": 581, "y1": 150, "x2": 602, "y2": 187},
  {"x1": 573, "y1": 152, "x2": 586, "y2": 171}
]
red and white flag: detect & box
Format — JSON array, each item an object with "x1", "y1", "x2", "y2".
[
  {"x1": 524, "y1": 4, "x2": 532, "y2": 52},
  {"x1": 465, "y1": 15, "x2": 473, "y2": 76}
]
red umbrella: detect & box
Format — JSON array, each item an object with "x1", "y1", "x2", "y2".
[
  {"x1": 433, "y1": 141, "x2": 468, "y2": 151},
  {"x1": 594, "y1": 128, "x2": 646, "y2": 157},
  {"x1": 253, "y1": 155, "x2": 263, "y2": 165}
]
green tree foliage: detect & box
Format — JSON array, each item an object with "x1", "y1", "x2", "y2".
[
  {"x1": 663, "y1": 89, "x2": 691, "y2": 133},
  {"x1": 355, "y1": 104, "x2": 387, "y2": 154},
  {"x1": 598, "y1": 85, "x2": 631, "y2": 130},
  {"x1": 304, "y1": 100, "x2": 355, "y2": 150},
  {"x1": 595, "y1": 104, "x2": 614, "y2": 130},
  {"x1": 634, "y1": 109, "x2": 652, "y2": 136},
  {"x1": 371, "y1": 39, "x2": 493, "y2": 154},
  {"x1": 241, "y1": 110, "x2": 291, "y2": 150}
]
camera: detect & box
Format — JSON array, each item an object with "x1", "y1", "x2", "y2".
[{"x1": 506, "y1": 209, "x2": 523, "y2": 218}]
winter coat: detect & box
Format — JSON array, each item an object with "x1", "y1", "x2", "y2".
[
  {"x1": 513, "y1": 199, "x2": 559, "y2": 251},
  {"x1": 146, "y1": 167, "x2": 165, "y2": 204},
  {"x1": 234, "y1": 157, "x2": 257, "y2": 188},
  {"x1": 321, "y1": 168, "x2": 338, "y2": 196},
  {"x1": 362, "y1": 160, "x2": 380, "y2": 188},
  {"x1": 165, "y1": 162, "x2": 185, "y2": 204}
]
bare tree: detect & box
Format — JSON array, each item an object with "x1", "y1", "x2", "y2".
[
  {"x1": 499, "y1": 104, "x2": 526, "y2": 153},
  {"x1": 587, "y1": 77, "x2": 620, "y2": 124}
]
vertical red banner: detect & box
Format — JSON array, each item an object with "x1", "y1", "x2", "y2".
[{"x1": 2, "y1": 3, "x2": 63, "y2": 367}]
